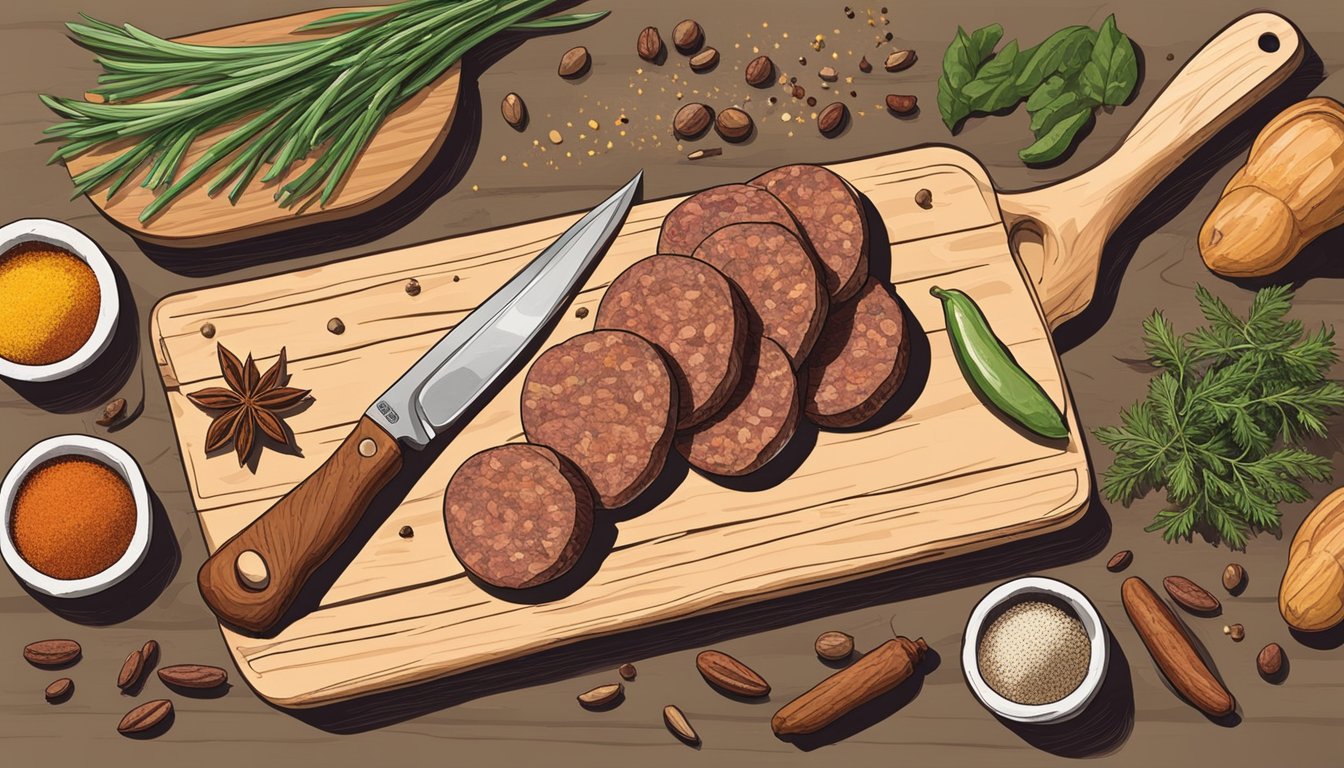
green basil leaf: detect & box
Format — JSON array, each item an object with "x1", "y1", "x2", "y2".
[
  {"x1": 1019, "y1": 106, "x2": 1092, "y2": 164},
  {"x1": 1012, "y1": 26, "x2": 1093, "y2": 92},
  {"x1": 1025, "y1": 74, "x2": 1067, "y2": 112},
  {"x1": 1080, "y1": 15, "x2": 1138, "y2": 107},
  {"x1": 1028, "y1": 89, "x2": 1094, "y2": 136},
  {"x1": 962, "y1": 40, "x2": 1020, "y2": 108},
  {"x1": 937, "y1": 23, "x2": 1004, "y2": 129}
]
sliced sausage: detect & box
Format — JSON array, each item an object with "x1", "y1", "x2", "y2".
[
  {"x1": 751, "y1": 164, "x2": 869, "y2": 302},
  {"x1": 693, "y1": 222, "x2": 827, "y2": 367},
  {"x1": 522, "y1": 330, "x2": 677, "y2": 508},
  {"x1": 804, "y1": 277, "x2": 910, "y2": 428},
  {"x1": 596, "y1": 255, "x2": 746, "y2": 428},
  {"x1": 676, "y1": 337, "x2": 799, "y2": 476},
  {"x1": 658, "y1": 184, "x2": 802, "y2": 256},
  {"x1": 444, "y1": 444, "x2": 594, "y2": 589}
]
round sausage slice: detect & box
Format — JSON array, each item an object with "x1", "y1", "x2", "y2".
[
  {"x1": 444, "y1": 444, "x2": 594, "y2": 589},
  {"x1": 804, "y1": 277, "x2": 910, "y2": 428},
  {"x1": 522, "y1": 330, "x2": 677, "y2": 508},
  {"x1": 657, "y1": 184, "x2": 802, "y2": 256},
  {"x1": 596, "y1": 255, "x2": 746, "y2": 428},
  {"x1": 676, "y1": 337, "x2": 800, "y2": 476},
  {"x1": 693, "y1": 222, "x2": 828, "y2": 367},
  {"x1": 751, "y1": 164, "x2": 869, "y2": 302}
]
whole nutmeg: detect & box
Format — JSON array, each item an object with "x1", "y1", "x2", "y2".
[
  {"x1": 689, "y1": 47, "x2": 720, "y2": 72},
  {"x1": 637, "y1": 26, "x2": 664, "y2": 62},
  {"x1": 715, "y1": 107, "x2": 753, "y2": 141},
  {"x1": 673, "y1": 19, "x2": 704, "y2": 54},
  {"x1": 817, "y1": 102, "x2": 848, "y2": 136},
  {"x1": 745, "y1": 55, "x2": 774, "y2": 86},
  {"x1": 558, "y1": 46, "x2": 590, "y2": 78},
  {"x1": 1222, "y1": 563, "x2": 1246, "y2": 593},
  {"x1": 501, "y1": 92, "x2": 526, "y2": 129},
  {"x1": 1257, "y1": 642, "x2": 1284, "y2": 678},
  {"x1": 814, "y1": 630, "x2": 854, "y2": 661},
  {"x1": 673, "y1": 102, "x2": 713, "y2": 139},
  {"x1": 885, "y1": 94, "x2": 918, "y2": 115}
]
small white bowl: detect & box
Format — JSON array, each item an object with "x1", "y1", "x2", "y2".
[
  {"x1": 1, "y1": 435, "x2": 151, "y2": 598},
  {"x1": 0, "y1": 219, "x2": 120, "y2": 382},
  {"x1": 962, "y1": 576, "x2": 1109, "y2": 724}
]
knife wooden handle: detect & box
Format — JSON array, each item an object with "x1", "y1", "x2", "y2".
[{"x1": 197, "y1": 415, "x2": 402, "y2": 635}]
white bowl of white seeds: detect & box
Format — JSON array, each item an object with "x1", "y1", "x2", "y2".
[{"x1": 962, "y1": 576, "x2": 1108, "y2": 724}]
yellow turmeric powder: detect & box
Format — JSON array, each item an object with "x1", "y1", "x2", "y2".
[{"x1": 0, "y1": 242, "x2": 100, "y2": 365}]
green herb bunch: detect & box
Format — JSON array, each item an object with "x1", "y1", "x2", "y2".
[
  {"x1": 40, "y1": 0, "x2": 607, "y2": 222},
  {"x1": 936, "y1": 14, "x2": 1138, "y2": 164},
  {"x1": 1095, "y1": 285, "x2": 1344, "y2": 548}
]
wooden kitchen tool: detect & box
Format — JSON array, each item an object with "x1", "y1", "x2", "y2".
[
  {"x1": 63, "y1": 7, "x2": 461, "y2": 248},
  {"x1": 149, "y1": 13, "x2": 1300, "y2": 708}
]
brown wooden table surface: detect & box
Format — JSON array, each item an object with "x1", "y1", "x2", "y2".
[{"x1": 4, "y1": 1, "x2": 1344, "y2": 765}]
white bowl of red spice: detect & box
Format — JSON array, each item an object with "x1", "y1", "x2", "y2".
[
  {"x1": 962, "y1": 576, "x2": 1109, "y2": 724},
  {"x1": 1, "y1": 435, "x2": 150, "y2": 598},
  {"x1": 0, "y1": 219, "x2": 119, "y2": 382}
]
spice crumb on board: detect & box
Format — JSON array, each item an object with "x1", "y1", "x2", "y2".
[
  {"x1": 11, "y1": 457, "x2": 136, "y2": 580},
  {"x1": 398, "y1": 525, "x2": 414, "y2": 539},
  {"x1": 978, "y1": 600, "x2": 1090, "y2": 705},
  {"x1": 0, "y1": 242, "x2": 100, "y2": 366}
]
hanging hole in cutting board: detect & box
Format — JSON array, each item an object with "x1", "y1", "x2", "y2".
[
  {"x1": 1259, "y1": 33, "x2": 1280, "y2": 52},
  {"x1": 1008, "y1": 219, "x2": 1046, "y2": 288}
]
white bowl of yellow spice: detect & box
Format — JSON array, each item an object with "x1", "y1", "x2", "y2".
[
  {"x1": 0, "y1": 219, "x2": 119, "y2": 382},
  {"x1": 962, "y1": 576, "x2": 1109, "y2": 724},
  {"x1": 1, "y1": 435, "x2": 150, "y2": 598}
]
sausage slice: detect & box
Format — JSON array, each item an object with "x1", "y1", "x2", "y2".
[
  {"x1": 596, "y1": 255, "x2": 746, "y2": 428},
  {"x1": 804, "y1": 278, "x2": 910, "y2": 428},
  {"x1": 658, "y1": 184, "x2": 802, "y2": 256},
  {"x1": 444, "y1": 444, "x2": 593, "y2": 589},
  {"x1": 676, "y1": 337, "x2": 800, "y2": 476},
  {"x1": 751, "y1": 164, "x2": 869, "y2": 302},
  {"x1": 522, "y1": 330, "x2": 677, "y2": 507},
  {"x1": 694, "y1": 222, "x2": 828, "y2": 367}
]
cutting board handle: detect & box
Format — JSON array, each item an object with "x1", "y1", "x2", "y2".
[{"x1": 1001, "y1": 12, "x2": 1303, "y2": 330}]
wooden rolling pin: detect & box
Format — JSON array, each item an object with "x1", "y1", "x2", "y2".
[
  {"x1": 1122, "y1": 577, "x2": 1235, "y2": 717},
  {"x1": 771, "y1": 636, "x2": 928, "y2": 736}
]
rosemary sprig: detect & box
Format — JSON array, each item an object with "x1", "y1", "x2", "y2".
[
  {"x1": 1094, "y1": 285, "x2": 1344, "y2": 549},
  {"x1": 41, "y1": 0, "x2": 607, "y2": 222}
]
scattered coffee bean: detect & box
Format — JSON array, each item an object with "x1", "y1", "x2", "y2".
[
  {"x1": 696, "y1": 650, "x2": 770, "y2": 697},
  {"x1": 97, "y1": 397, "x2": 127, "y2": 426},
  {"x1": 558, "y1": 46, "x2": 590, "y2": 78},
  {"x1": 637, "y1": 26, "x2": 664, "y2": 62},
  {"x1": 715, "y1": 107, "x2": 753, "y2": 141},
  {"x1": 859, "y1": 56, "x2": 872, "y2": 73},
  {"x1": 884, "y1": 49, "x2": 917, "y2": 72},
  {"x1": 663, "y1": 704, "x2": 700, "y2": 746},
  {"x1": 200, "y1": 322, "x2": 216, "y2": 338},
  {"x1": 689, "y1": 47, "x2": 720, "y2": 72},
  {"x1": 745, "y1": 55, "x2": 774, "y2": 86},
  {"x1": 814, "y1": 630, "x2": 854, "y2": 660},
  {"x1": 575, "y1": 306, "x2": 591, "y2": 318},
  {"x1": 405, "y1": 278, "x2": 421, "y2": 296},
  {"x1": 914, "y1": 188, "x2": 933, "y2": 209},
  {"x1": 117, "y1": 699, "x2": 173, "y2": 735},
  {"x1": 140, "y1": 639, "x2": 159, "y2": 668},
  {"x1": 501, "y1": 92, "x2": 526, "y2": 129},
  {"x1": 399, "y1": 525, "x2": 414, "y2": 538},
  {"x1": 117, "y1": 648, "x2": 145, "y2": 691},
  {"x1": 674, "y1": 102, "x2": 713, "y2": 139},
  {"x1": 817, "y1": 102, "x2": 848, "y2": 135},
  {"x1": 327, "y1": 317, "x2": 345, "y2": 335},
  {"x1": 619, "y1": 663, "x2": 637, "y2": 680},
  {"x1": 45, "y1": 677, "x2": 74, "y2": 703},
  {"x1": 885, "y1": 93, "x2": 917, "y2": 115},
  {"x1": 23, "y1": 640, "x2": 81, "y2": 668},
  {"x1": 1222, "y1": 563, "x2": 1246, "y2": 592},
  {"x1": 577, "y1": 682, "x2": 624, "y2": 708},
  {"x1": 673, "y1": 19, "x2": 704, "y2": 54},
  {"x1": 1164, "y1": 575, "x2": 1221, "y2": 614},
  {"x1": 1257, "y1": 642, "x2": 1284, "y2": 677},
  {"x1": 1106, "y1": 549, "x2": 1133, "y2": 572}
]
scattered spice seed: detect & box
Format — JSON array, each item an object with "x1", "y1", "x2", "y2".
[
  {"x1": 745, "y1": 55, "x2": 774, "y2": 87},
  {"x1": 453, "y1": 275, "x2": 461, "y2": 282},
  {"x1": 557, "y1": 46, "x2": 590, "y2": 78},
  {"x1": 819, "y1": 66, "x2": 838, "y2": 81},
  {"x1": 914, "y1": 188, "x2": 933, "y2": 209},
  {"x1": 548, "y1": 129, "x2": 563, "y2": 144},
  {"x1": 117, "y1": 699, "x2": 172, "y2": 736},
  {"x1": 859, "y1": 56, "x2": 872, "y2": 73},
  {"x1": 405, "y1": 278, "x2": 421, "y2": 296},
  {"x1": 96, "y1": 397, "x2": 127, "y2": 426},
  {"x1": 575, "y1": 306, "x2": 591, "y2": 318},
  {"x1": 663, "y1": 704, "x2": 700, "y2": 746},
  {"x1": 884, "y1": 49, "x2": 917, "y2": 72},
  {"x1": 689, "y1": 47, "x2": 720, "y2": 72},
  {"x1": 1257, "y1": 643, "x2": 1284, "y2": 677},
  {"x1": 818, "y1": 102, "x2": 848, "y2": 135},
  {"x1": 807, "y1": 96, "x2": 817, "y2": 107},
  {"x1": 1166, "y1": 52, "x2": 1175, "y2": 61},
  {"x1": 845, "y1": 6, "x2": 855, "y2": 19},
  {"x1": 1229, "y1": 623, "x2": 1245, "y2": 641},
  {"x1": 200, "y1": 322, "x2": 215, "y2": 338},
  {"x1": 793, "y1": 85, "x2": 806, "y2": 100},
  {"x1": 398, "y1": 525, "x2": 414, "y2": 538},
  {"x1": 1106, "y1": 549, "x2": 1133, "y2": 571},
  {"x1": 619, "y1": 663, "x2": 637, "y2": 680},
  {"x1": 885, "y1": 94, "x2": 918, "y2": 115},
  {"x1": 45, "y1": 678, "x2": 73, "y2": 703},
  {"x1": 1223, "y1": 563, "x2": 1246, "y2": 592},
  {"x1": 637, "y1": 26, "x2": 664, "y2": 63},
  {"x1": 715, "y1": 107, "x2": 753, "y2": 141},
  {"x1": 327, "y1": 317, "x2": 345, "y2": 335},
  {"x1": 501, "y1": 92, "x2": 526, "y2": 129},
  {"x1": 814, "y1": 631, "x2": 854, "y2": 660},
  {"x1": 117, "y1": 648, "x2": 145, "y2": 691},
  {"x1": 140, "y1": 640, "x2": 159, "y2": 668},
  {"x1": 673, "y1": 19, "x2": 704, "y2": 54},
  {"x1": 577, "y1": 682, "x2": 624, "y2": 709}
]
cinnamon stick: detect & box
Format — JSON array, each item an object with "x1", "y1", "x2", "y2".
[
  {"x1": 771, "y1": 636, "x2": 927, "y2": 736},
  {"x1": 1121, "y1": 576, "x2": 1235, "y2": 717}
]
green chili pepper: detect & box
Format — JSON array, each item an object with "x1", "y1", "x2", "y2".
[{"x1": 931, "y1": 286, "x2": 1068, "y2": 439}]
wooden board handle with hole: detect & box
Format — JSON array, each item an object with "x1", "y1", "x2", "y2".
[
  {"x1": 197, "y1": 416, "x2": 402, "y2": 635},
  {"x1": 1000, "y1": 12, "x2": 1304, "y2": 330}
]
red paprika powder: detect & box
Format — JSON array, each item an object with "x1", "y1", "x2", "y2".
[{"x1": 10, "y1": 457, "x2": 135, "y2": 580}]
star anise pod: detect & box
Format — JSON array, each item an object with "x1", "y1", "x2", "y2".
[{"x1": 186, "y1": 344, "x2": 310, "y2": 465}]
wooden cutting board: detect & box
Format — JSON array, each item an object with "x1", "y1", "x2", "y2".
[
  {"x1": 64, "y1": 7, "x2": 461, "y2": 248},
  {"x1": 149, "y1": 12, "x2": 1300, "y2": 708}
]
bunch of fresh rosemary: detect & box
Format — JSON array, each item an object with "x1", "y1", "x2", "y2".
[
  {"x1": 1095, "y1": 285, "x2": 1344, "y2": 549},
  {"x1": 41, "y1": 0, "x2": 606, "y2": 221}
]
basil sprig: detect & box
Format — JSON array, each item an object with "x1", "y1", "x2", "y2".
[{"x1": 936, "y1": 14, "x2": 1139, "y2": 164}]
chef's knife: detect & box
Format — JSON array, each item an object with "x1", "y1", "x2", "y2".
[{"x1": 197, "y1": 172, "x2": 643, "y2": 635}]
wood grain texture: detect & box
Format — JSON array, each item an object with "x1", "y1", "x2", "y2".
[
  {"x1": 151, "y1": 149, "x2": 1091, "y2": 706},
  {"x1": 198, "y1": 415, "x2": 403, "y2": 634},
  {"x1": 62, "y1": 7, "x2": 461, "y2": 247}
]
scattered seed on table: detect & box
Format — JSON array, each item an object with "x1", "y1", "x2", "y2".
[
  {"x1": 914, "y1": 188, "x2": 933, "y2": 209},
  {"x1": 619, "y1": 663, "x2": 637, "y2": 680},
  {"x1": 399, "y1": 525, "x2": 414, "y2": 539},
  {"x1": 200, "y1": 322, "x2": 215, "y2": 338},
  {"x1": 405, "y1": 279, "x2": 421, "y2": 296},
  {"x1": 575, "y1": 306, "x2": 590, "y2": 319},
  {"x1": 327, "y1": 318, "x2": 345, "y2": 335}
]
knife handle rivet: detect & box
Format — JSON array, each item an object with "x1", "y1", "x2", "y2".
[
  {"x1": 358, "y1": 438, "x2": 378, "y2": 458},
  {"x1": 236, "y1": 550, "x2": 270, "y2": 590}
]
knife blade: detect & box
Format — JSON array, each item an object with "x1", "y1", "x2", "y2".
[{"x1": 197, "y1": 172, "x2": 642, "y2": 635}]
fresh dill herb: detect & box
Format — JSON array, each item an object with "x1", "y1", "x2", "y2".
[{"x1": 1094, "y1": 285, "x2": 1344, "y2": 548}]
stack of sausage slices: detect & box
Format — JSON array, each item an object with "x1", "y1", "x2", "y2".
[{"x1": 444, "y1": 164, "x2": 912, "y2": 592}]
